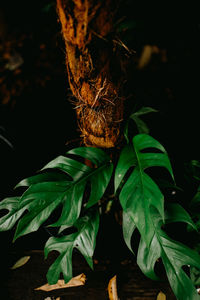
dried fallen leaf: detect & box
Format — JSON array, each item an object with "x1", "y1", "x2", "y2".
[
  {"x1": 156, "y1": 291, "x2": 166, "y2": 300},
  {"x1": 35, "y1": 273, "x2": 86, "y2": 291},
  {"x1": 108, "y1": 275, "x2": 119, "y2": 300},
  {"x1": 138, "y1": 45, "x2": 159, "y2": 69},
  {"x1": 10, "y1": 256, "x2": 30, "y2": 270},
  {"x1": 44, "y1": 298, "x2": 60, "y2": 300}
]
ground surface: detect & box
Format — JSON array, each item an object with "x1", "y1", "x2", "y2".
[{"x1": 2, "y1": 250, "x2": 176, "y2": 300}]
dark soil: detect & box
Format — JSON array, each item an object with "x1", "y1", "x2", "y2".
[{"x1": 2, "y1": 250, "x2": 176, "y2": 300}]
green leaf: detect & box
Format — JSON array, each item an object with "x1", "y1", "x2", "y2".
[
  {"x1": 191, "y1": 186, "x2": 200, "y2": 206},
  {"x1": 116, "y1": 19, "x2": 138, "y2": 32},
  {"x1": 8, "y1": 146, "x2": 112, "y2": 240},
  {"x1": 42, "y1": 156, "x2": 90, "y2": 180},
  {"x1": 137, "y1": 208, "x2": 200, "y2": 300},
  {"x1": 114, "y1": 143, "x2": 136, "y2": 193},
  {"x1": 0, "y1": 197, "x2": 25, "y2": 231},
  {"x1": 122, "y1": 210, "x2": 136, "y2": 253},
  {"x1": 43, "y1": 147, "x2": 113, "y2": 210},
  {"x1": 132, "y1": 116, "x2": 150, "y2": 134},
  {"x1": 13, "y1": 181, "x2": 68, "y2": 241},
  {"x1": 165, "y1": 203, "x2": 197, "y2": 231},
  {"x1": 130, "y1": 107, "x2": 158, "y2": 117},
  {"x1": 15, "y1": 171, "x2": 69, "y2": 188},
  {"x1": 124, "y1": 107, "x2": 158, "y2": 142},
  {"x1": 190, "y1": 266, "x2": 200, "y2": 285},
  {"x1": 188, "y1": 184, "x2": 200, "y2": 232},
  {"x1": 115, "y1": 134, "x2": 174, "y2": 246},
  {"x1": 68, "y1": 147, "x2": 111, "y2": 165},
  {"x1": 44, "y1": 210, "x2": 99, "y2": 284},
  {"x1": 185, "y1": 160, "x2": 200, "y2": 182}
]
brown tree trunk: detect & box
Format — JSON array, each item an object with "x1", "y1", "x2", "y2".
[{"x1": 56, "y1": 0, "x2": 124, "y2": 148}]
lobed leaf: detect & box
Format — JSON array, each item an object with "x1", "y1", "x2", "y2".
[
  {"x1": 124, "y1": 107, "x2": 158, "y2": 141},
  {"x1": 68, "y1": 147, "x2": 111, "y2": 165},
  {"x1": 13, "y1": 181, "x2": 68, "y2": 241},
  {"x1": 44, "y1": 210, "x2": 99, "y2": 284},
  {"x1": 115, "y1": 134, "x2": 174, "y2": 246},
  {"x1": 42, "y1": 156, "x2": 91, "y2": 180},
  {"x1": 122, "y1": 210, "x2": 136, "y2": 253},
  {"x1": 137, "y1": 207, "x2": 200, "y2": 300},
  {"x1": 16, "y1": 171, "x2": 69, "y2": 188},
  {"x1": 0, "y1": 146, "x2": 113, "y2": 241},
  {"x1": 43, "y1": 148, "x2": 113, "y2": 210},
  {"x1": 0, "y1": 197, "x2": 25, "y2": 231},
  {"x1": 165, "y1": 203, "x2": 197, "y2": 231}
]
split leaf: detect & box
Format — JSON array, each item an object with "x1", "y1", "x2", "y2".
[
  {"x1": 115, "y1": 134, "x2": 173, "y2": 246},
  {"x1": 0, "y1": 197, "x2": 25, "y2": 231},
  {"x1": 137, "y1": 207, "x2": 200, "y2": 300},
  {"x1": 124, "y1": 106, "x2": 158, "y2": 141},
  {"x1": 44, "y1": 210, "x2": 99, "y2": 284},
  {"x1": 0, "y1": 147, "x2": 112, "y2": 240}
]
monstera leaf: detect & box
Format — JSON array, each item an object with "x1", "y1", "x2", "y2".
[
  {"x1": 0, "y1": 197, "x2": 24, "y2": 231},
  {"x1": 0, "y1": 147, "x2": 113, "y2": 241},
  {"x1": 122, "y1": 210, "x2": 136, "y2": 253},
  {"x1": 44, "y1": 209, "x2": 99, "y2": 284},
  {"x1": 137, "y1": 204, "x2": 200, "y2": 300},
  {"x1": 115, "y1": 133, "x2": 174, "y2": 246},
  {"x1": 124, "y1": 107, "x2": 158, "y2": 142}
]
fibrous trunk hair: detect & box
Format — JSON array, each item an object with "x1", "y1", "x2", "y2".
[{"x1": 57, "y1": 0, "x2": 124, "y2": 148}]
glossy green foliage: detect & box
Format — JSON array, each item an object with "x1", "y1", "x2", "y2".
[
  {"x1": 0, "y1": 197, "x2": 23, "y2": 231},
  {"x1": 187, "y1": 179, "x2": 200, "y2": 287},
  {"x1": 115, "y1": 133, "x2": 174, "y2": 246},
  {"x1": 190, "y1": 184, "x2": 200, "y2": 231},
  {"x1": 45, "y1": 210, "x2": 99, "y2": 284},
  {"x1": 8, "y1": 147, "x2": 112, "y2": 240},
  {"x1": 137, "y1": 205, "x2": 200, "y2": 300},
  {"x1": 0, "y1": 147, "x2": 112, "y2": 283},
  {"x1": 1, "y1": 132, "x2": 200, "y2": 299},
  {"x1": 124, "y1": 107, "x2": 158, "y2": 142},
  {"x1": 116, "y1": 134, "x2": 200, "y2": 299}
]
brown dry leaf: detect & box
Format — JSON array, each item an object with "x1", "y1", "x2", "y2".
[
  {"x1": 108, "y1": 275, "x2": 119, "y2": 300},
  {"x1": 44, "y1": 298, "x2": 60, "y2": 300},
  {"x1": 35, "y1": 273, "x2": 86, "y2": 291},
  {"x1": 10, "y1": 256, "x2": 30, "y2": 270},
  {"x1": 156, "y1": 291, "x2": 166, "y2": 300},
  {"x1": 138, "y1": 45, "x2": 159, "y2": 69}
]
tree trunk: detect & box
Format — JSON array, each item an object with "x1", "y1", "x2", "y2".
[{"x1": 56, "y1": 0, "x2": 124, "y2": 148}]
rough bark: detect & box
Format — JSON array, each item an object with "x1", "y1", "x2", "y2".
[{"x1": 57, "y1": 0, "x2": 124, "y2": 148}]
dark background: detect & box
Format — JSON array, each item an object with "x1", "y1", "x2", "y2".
[{"x1": 0, "y1": 0, "x2": 200, "y2": 257}]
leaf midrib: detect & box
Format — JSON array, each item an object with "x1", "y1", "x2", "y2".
[
  {"x1": 134, "y1": 142, "x2": 149, "y2": 225},
  {"x1": 62, "y1": 161, "x2": 111, "y2": 199},
  {"x1": 16, "y1": 161, "x2": 109, "y2": 237},
  {"x1": 23, "y1": 160, "x2": 111, "y2": 206}
]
